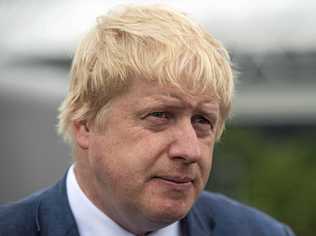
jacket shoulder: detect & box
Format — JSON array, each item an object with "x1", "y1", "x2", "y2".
[
  {"x1": 192, "y1": 191, "x2": 295, "y2": 236},
  {"x1": 0, "y1": 188, "x2": 49, "y2": 235}
]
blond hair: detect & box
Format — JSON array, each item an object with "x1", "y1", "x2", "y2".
[{"x1": 57, "y1": 4, "x2": 234, "y2": 143}]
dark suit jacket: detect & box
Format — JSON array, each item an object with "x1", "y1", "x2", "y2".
[{"x1": 0, "y1": 173, "x2": 295, "y2": 236}]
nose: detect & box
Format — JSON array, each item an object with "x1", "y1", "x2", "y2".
[{"x1": 168, "y1": 119, "x2": 202, "y2": 163}]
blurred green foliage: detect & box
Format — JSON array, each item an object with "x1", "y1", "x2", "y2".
[{"x1": 206, "y1": 126, "x2": 316, "y2": 236}]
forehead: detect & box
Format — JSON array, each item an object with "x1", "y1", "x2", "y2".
[{"x1": 118, "y1": 78, "x2": 219, "y2": 110}]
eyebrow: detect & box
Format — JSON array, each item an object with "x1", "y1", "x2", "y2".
[
  {"x1": 150, "y1": 95, "x2": 184, "y2": 106},
  {"x1": 138, "y1": 97, "x2": 185, "y2": 113},
  {"x1": 143, "y1": 94, "x2": 219, "y2": 113},
  {"x1": 199, "y1": 102, "x2": 219, "y2": 113}
]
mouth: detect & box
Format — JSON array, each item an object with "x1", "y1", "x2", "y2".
[
  {"x1": 157, "y1": 176, "x2": 193, "y2": 183},
  {"x1": 152, "y1": 175, "x2": 194, "y2": 190}
]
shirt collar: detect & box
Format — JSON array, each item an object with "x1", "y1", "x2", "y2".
[{"x1": 66, "y1": 164, "x2": 181, "y2": 236}]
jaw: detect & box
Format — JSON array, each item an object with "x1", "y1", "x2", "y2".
[
  {"x1": 122, "y1": 199, "x2": 190, "y2": 235},
  {"x1": 113, "y1": 178, "x2": 199, "y2": 234},
  {"x1": 139, "y1": 178, "x2": 198, "y2": 221}
]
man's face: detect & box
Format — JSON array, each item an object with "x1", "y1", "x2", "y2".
[{"x1": 78, "y1": 78, "x2": 219, "y2": 232}]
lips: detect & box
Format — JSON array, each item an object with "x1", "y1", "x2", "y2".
[
  {"x1": 151, "y1": 175, "x2": 194, "y2": 192},
  {"x1": 157, "y1": 176, "x2": 193, "y2": 184}
]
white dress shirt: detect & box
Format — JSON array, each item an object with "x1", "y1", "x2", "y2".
[{"x1": 66, "y1": 165, "x2": 181, "y2": 236}]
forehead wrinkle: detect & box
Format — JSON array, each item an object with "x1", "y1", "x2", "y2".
[
  {"x1": 164, "y1": 91, "x2": 218, "y2": 110},
  {"x1": 141, "y1": 91, "x2": 219, "y2": 113},
  {"x1": 138, "y1": 95, "x2": 184, "y2": 110}
]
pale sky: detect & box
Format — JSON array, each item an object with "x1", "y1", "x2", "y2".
[{"x1": 1, "y1": 0, "x2": 316, "y2": 55}]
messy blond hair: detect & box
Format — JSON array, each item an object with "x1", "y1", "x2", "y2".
[{"x1": 57, "y1": 4, "x2": 234, "y2": 143}]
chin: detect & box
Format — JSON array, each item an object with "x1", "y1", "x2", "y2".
[
  {"x1": 140, "y1": 181, "x2": 199, "y2": 225},
  {"x1": 146, "y1": 197, "x2": 193, "y2": 225}
]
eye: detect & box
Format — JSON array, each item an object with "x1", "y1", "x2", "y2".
[
  {"x1": 149, "y1": 111, "x2": 170, "y2": 119},
  {"x1": 142, "y1": 111, "x2": 172, "y2": 127},
  {"x1": 191, "y1": 114, "x2": 214, "y2": 132},
  {"x1": 141, "y1": 111, "x2": 172, "y2": 131}
]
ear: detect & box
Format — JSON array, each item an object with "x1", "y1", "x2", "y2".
[{"x1": 73, "y1": 120, "x2": 90, "y2": 149}]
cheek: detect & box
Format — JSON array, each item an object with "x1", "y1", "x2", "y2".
[
  {"x1": 89, "y1": 139, "x2": 137, "y2": 197},
  {"x1": 88, "y1": 131, "x2": 166, "y2": 181},
  {"x1": 88, "y1": 136, "x2": 126, "y2": 181},
  {"x1": 121, "y1": 128, "x2": 172, "y2": 165},
  {"x1": 199, "y1": 143, "x2": 215, "y2": 182}
]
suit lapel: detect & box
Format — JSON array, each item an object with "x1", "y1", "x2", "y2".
[
  {"x1": 181, "y1": 200, "x2": 216, "y2": 236},
  {"x1": 35, "y1": 172, "x2": 80, "y2": 236}
]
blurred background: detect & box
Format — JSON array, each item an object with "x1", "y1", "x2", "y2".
[{"x1": 1, "y1": 0, "x2": 315, "y2": 235}]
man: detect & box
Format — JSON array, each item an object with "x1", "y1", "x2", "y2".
[{"x1": 0, "y1": 4, "x2": 295, "y2": 236}]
